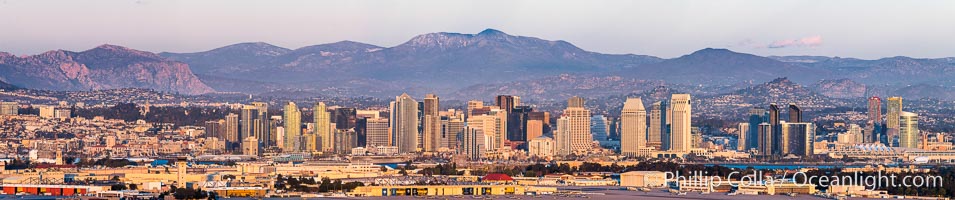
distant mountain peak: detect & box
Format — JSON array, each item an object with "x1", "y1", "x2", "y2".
[
  {"x1": 689, "y1": 48, "x2": 741, "y2": 56},
  {"x1": 84, "y1": 44, "x2": 161, "y2": 60},
  {"x1": 477, "y1": 28, "x2": 505, "y2": 36}
]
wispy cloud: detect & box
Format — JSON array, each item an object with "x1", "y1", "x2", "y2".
[{"x1": 766, "y1": 36, "x2": 823, "y2": 48}]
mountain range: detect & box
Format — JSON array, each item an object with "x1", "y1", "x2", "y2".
[{"x1": 3, "y1": 29, "x2": 955, "y2": 100}]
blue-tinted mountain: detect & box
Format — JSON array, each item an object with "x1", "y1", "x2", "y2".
[
  {"x1": 159, "y1": 42, "x2": 291, "y2": 75},
  {"x1": 0, "y1": 45, "x2": 213, "y2": 94},
  {"x1": 160, "y1": 29, "x2": 663, "y2": 92},
  {"x1": 631, "y1": 48, "x2": 829, "y2": 85}
]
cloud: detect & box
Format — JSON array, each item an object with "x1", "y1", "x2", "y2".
[{"x1": 767, "y1": 36, "x2": 823, "y2": 48}]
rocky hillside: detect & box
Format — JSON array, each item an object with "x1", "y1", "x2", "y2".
[{"x1": 0, "y1": 45, "x2": 213, "y2": 95}]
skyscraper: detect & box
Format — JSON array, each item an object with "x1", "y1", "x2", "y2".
[
  {"x1": 251, "y1": 102, "x2": 270, "y2": 147},
  {"x1": 365, "y1": 118, "x2": 391, "y2": 148},
  {"x1": 495, "y1": 95, "x2": 520, "y2": 113},
  {"x1": 444, "y1": 114, "x2": 465, "y2": 150},
  {"x1": 314, "y1": 102, "x2": 332, "y2": 152},
  {"x1": 768, "y1": 103, "x2": 782, "y2": 155},
  {"x1": 649, "y1": 101, "x2": 667, "y2": 150},
  {"x1": 390, "y1": 93, "x2": 419, "y2": 153},
  {"x1": 241, "y1": 105, "x2": 257, "y2": 139},
  {"x1": 487, "y1": 108, "x2": 508, "y2": 150},
  {"x1": 506, "y1": 106, "x2": 534, "y2": 143},
  {"x1": 868, "y1": 96, "x2": 882, "y2": 123},
  {"x1": 757, "y1": 122, "x2": 772, "y2": 156},
  {"x1": 590, "y1": 115, "x2": 609, "y2": 142},
  {"x1": 422, "y1": 94, "x2": 441, "y2": 152},
  {"x1": 556, "y1": 96, "x2": 592, "y2": 155},
  {"x1": 224, "y1": 113, "x2": 239, "y2": 151},
  {"x1": 669, "y1": 94, "x2": 691, "y2": 152},
  {"x1": 782, "y1": 122, "x2": 814, "y2": 157},
  {"x1": 461, "y1": 126, "x2": 485, "y2": 160},
  {"x1": 620, "y1": 97, "x2": 647, "y2": 157},
  {"x1": 899, "y1": 111, "x2": 919, "y2": 148},
  {"x1": 283, "y1": 102, "x2": 302, "y2": 151},
  {"x1": 746, "y1": 108, "x2": 767, "y2": 150},
  {"x1": 335, "y1": 107, "x2": 357, "y2": 130},
  {"x1": 788, "y1": 103, "x2": 801, "y2": 123},
  {"x1": 886, "y1": 97, "x2": 903, "y2": 145},
  {"x1": 737, "y1": 122, "x2": 749, "y2": 151}
]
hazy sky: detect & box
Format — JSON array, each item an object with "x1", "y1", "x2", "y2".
[{"x1": 0, "y1": 0, "x2": 953, "y2": 59}]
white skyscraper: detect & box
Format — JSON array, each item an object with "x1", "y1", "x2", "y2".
[
  {"x1": 390, "y1": 93, "x2": 419, "y2": 153},
  {"x1": 669, "y1": 94, "x2": 692, "y2": 152},
  {"x1": 620, "y1": 97, "x2": 647, "y2": 157},
  {"x1": 555, "y1": 96, "x2": 592, "y2": 156}
]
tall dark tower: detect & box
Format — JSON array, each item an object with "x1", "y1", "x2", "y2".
[
  {"x1": 495, "y1": 95, "x2": 520, "y2": 113},
  {"x1": 788, "y1": 103, "x2": 802, "y2": 123},
  {"x1": 769, "y1": 103, "x2": 781, "y2": 155}
]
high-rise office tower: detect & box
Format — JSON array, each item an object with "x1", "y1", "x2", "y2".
[
  {"x1": 486, "y1": 108, "x2": 508, "y2": 150},
  {"x1": 334, "y1": 129, "x2": 357, "y2": 154},
  {"x1": 782, "y1": 122, "x2": 814, "y2": 157},
  {"x1": 649, "y1": 101, "x2": 666, "y2": 150},
  {"x1": 495, "y1": 95, "x2": 521, "y2": 113},
  {"x1": 757, "y1": 122, "x2": 772, "y2": 156},
  {"x1": 555, "y1": 96, "x2": 592, "y2": 155},
  {"x1": 737, "y1": 122, "x2": 749, "y2": 151},
  {"x1": 335, "y1": 107, "x2": 357, "y2": 130},
  {"x1": 224, "y1": 113, "x2": 239, "y2": 151},
  {"x1": 390, "y1": 93, "x2": 419, "y2": 153},
  {"x1": 669, "y1": 94, "x2": 691, "y2": 152},
  {"x1": 365, "y1": 118, "x2": 391, "y2": 147},
  {"x1": 747, "y1": 108, "x2": 767, "y2": 150},
  {"x1": 422, "y1": 94, "x2": 441, "y2": 152},
  {"x1": 620, "y1": 97, "x2": 647, "y2": 157},
  {"x1": 241, "y1": 105, "x2": 256, "y2": 139},
  {"x1": 283, "y1": 102, "x2": 302, "y2": 151},
  {"x1": 444, "y1": 114, "x2": 465, "y2": 150},
  {"x1": 506, "y1": 106, "x2": 533, "y2": 143},
  {"x1": 886, "y1": 97, "x2": 903, "y2": 145},
  {"x1": 868, "y1": 96, "x2": 882, "y2": 123},
  {"x1": 251, "y1": 102, "x2": 270, "y2": 147},
  {"x1": 314, "y1": 102, "x2": 332, "y2": 152},
  {"x1": 768, "y1": 103, "x2": 782, "y2": 155},
  {"x1": 788, "y1": 103, "x2": 801, "y2": 123},
  {"x1": 555, "y1": 117, "x2": 571, "y2": 156},
  {"x1": 590, "y1": 115, "x2": 609, "y2": 142},
  {"x1": 899, "y1": 111, "x2": 919, "y2": 148},
  {"x1": 205, "y1": 120, "x2": 222, "y2": 139},
  {"x1": 462, "y1": 126, "x2": 485, "y2": 160}
]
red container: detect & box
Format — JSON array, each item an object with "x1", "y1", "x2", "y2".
[
  {"x1": 25, "y1": 187, "x2": 39, "y2": 195},
  {"x1": 63, "y1": 188, "x2": 75, "y2": 196},
  {"x1": 2, "y1": 187, "x2": 14, "y2": 194}
]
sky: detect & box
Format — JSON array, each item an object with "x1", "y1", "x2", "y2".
[{"x1": 0, "y1": 0, "x2": 953, "y2": 59}]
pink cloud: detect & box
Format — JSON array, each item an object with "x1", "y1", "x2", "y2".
[{"x1": 767, "y1": 36, "x2": 823, "y2": 48}]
